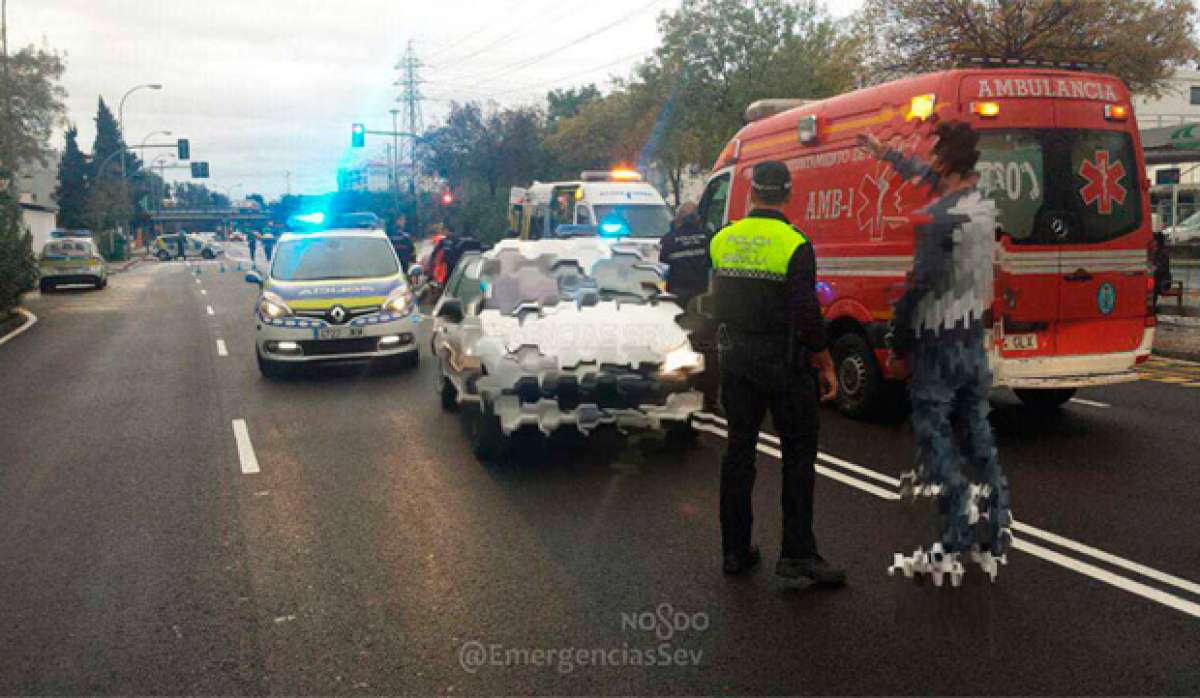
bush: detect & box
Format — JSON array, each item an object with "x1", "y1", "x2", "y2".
[{"x1": 0, "y1": 191, "x2": 37, "y2": 317}]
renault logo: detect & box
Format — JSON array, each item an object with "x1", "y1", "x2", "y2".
[{"x1": 328, "y1": 305, "x2": 347, "y2": 324}]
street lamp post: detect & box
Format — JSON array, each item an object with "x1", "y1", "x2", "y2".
[
  {"x1": 219, "y1": 184, "x2": 243, "y2": 237},
  {"x1": 117, "y1": 83, "x2": 163, "y2": 180},
  {"x1": 114, "y1": 83, "x2": 162, "y2": 252}
]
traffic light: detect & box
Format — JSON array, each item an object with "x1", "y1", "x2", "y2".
[
  {"x1": 190, "y1": 161, "x2": 210, "y2": 178},
  {"x1": 440, "y1": 189, "x2": 454, "y2": 206},
  {"x1": 351, "y1": 123, "x2": 365, "y2": 148},
  {"x1": 177, "y1": 138, "x2": 190, "y2": 160}
]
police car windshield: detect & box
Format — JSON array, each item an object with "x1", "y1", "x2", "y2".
[
  {"x1": 593, "y1": 204, "x2": 671, "y2": 239},
  {"x1": 271, "y1": 237, "x2": 398, "y2": 281}
]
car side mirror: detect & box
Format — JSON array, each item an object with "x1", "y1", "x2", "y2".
[
  {"x1": 244, "y1": 271, "x2": 263, "y2": 287},
  {"x1": 437, "y1": 298, "x2": 464, "y2": 323}
]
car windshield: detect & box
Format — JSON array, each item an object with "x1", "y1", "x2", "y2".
[
  {"x1": 42, "y1": 240, "x2": 94, "y2": 258},
  {"x1": 593, "y1": 204, "x2": 671, "y2": 239},
  {"x1": 479, "y1": 248, "x2": 663, "y2": 314},
  {"x1": 1176, "y1": 209, "x2": 1200, "y2": 228},
  {"x1": 270, "y1": 236, "x2": 398, "y2": 281}
]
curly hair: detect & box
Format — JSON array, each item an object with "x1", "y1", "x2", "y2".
[{"x1": 931, "y1": 120, "x2": 980, "y2": 176}]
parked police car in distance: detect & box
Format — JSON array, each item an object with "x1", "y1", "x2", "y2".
[
  {"x1": 152, "y1": 233, "x2": 225, "y2": 260},
  {"x1": 431, "y1": 237, "x2": 704, "y2": 460},
  {"x1": 38, "y1": 238, "x2": 108, "y2": 292},
  {"x1": 245, "y1": 226, "x2": 417, "y2": 378}
]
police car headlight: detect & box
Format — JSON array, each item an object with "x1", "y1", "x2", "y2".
[
  {"x1": 258, "y1": 292, "x2": 293, "y2": 320},
  {"x1": 659, "y1": 345, "x2": 704, "y2": 377},
  {"x1": 382, "y1": 288, "x2": 415, "y2": 316}
]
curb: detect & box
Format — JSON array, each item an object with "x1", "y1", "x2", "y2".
[
  {"x1": 1158, "y1": 314, "x2": 1200, "y2": 328},
  {"x1": 0, "y1": 308, "x2": 38, "y2": 347},
  {"x1": 1152, "y1": 348, "x2": 1200, "y2": 364}
]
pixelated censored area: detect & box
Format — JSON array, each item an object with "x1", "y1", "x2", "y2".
[
  {"x1": 912, "y1": 192, "x2": 998, "y2": 335},
  {"x1": 451, "y1": 239, "x2": 702, "y2": 433}
]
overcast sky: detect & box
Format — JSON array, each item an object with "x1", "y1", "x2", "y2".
[{"x1": 16, "y1": 0, "x2": 863, "y2": 199}]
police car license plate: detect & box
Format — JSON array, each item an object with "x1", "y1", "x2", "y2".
[
  {"x1": 1002, "y1": 333, "x2": 1038, "y2": 351},
  {"x1": 316, "y1": 326, "x2": 364, "y2": 340}
]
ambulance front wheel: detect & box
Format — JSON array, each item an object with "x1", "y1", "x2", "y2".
[
  {"x1": 832, "y1": 333, "x2": 884, "y2": 418},
  {"x1": 1014, "y1": 388, "x2": 1076, "y2": 410}
]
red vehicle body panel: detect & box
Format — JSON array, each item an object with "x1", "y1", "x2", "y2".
[{"x1": 707, "y1": 68, "x2": 1154, "y2": 401}]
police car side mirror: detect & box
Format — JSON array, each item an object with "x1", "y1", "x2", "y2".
[{"x1": 244, "y1": 270, "x2": 263, "y2": 287}]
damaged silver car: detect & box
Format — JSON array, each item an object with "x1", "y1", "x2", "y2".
[{"x1": 431, "y1": 238, "x2": 705, "y2": 459}]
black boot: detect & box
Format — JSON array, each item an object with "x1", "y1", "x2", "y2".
[{"x1": 722, "y1": 545, "x2": 762, "y2": 575}]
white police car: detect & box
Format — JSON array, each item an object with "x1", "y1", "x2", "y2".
[{"x1": 245, "y1": 227, "x2": 417, "y2": 378}]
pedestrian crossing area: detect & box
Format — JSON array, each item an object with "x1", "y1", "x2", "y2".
[{"x1": 1137, "y1": 356, "x2": 1200, "y2": 388}]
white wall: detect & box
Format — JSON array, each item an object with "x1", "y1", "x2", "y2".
[{"x1": 22, "y1": 207, "x2": 57, "y2": 252}]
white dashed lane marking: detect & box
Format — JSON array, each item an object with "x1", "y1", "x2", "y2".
[
  {"x1": 1070, "y1": 398, "x2": 1111, "y2": 409},
  {"x1": 206, "y1": 305, "x2": 215, "y2": 316},
  {"x1": 216, "y1": 339, "x2": 228, "y2": 357},
  {"x1": 231, "y1": 419, "x2": 260, "y2": 474},
  {"x1": 691, "y1": 411, "x2": 1200, "y2": 619}
]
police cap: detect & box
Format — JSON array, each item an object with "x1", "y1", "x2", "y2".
[{"x1": 752, "y1": 161, "x2": 791, "y2": 195}]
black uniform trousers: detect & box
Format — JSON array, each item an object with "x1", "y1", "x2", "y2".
[{"x1": 719, "y1": 336, "x2": 819, "y2": 559}]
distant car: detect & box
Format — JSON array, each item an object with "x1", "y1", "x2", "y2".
[
  {"x1": 229, "y1": 232, "x2": 246, "y2": 242},
  {"x1": 1164, "y1": 210, "x2": 1200, "y2": 244},
  {"x1": 38, "y1": 238, "x2": 108, "y2": 291},
  {"x1": 244, "y1": 226, "x2": 418, "y2": 378},
  {"x1": 431, "y1": 237, "x2": 703, "y2": 459},
  {"x1": 152, "y1": 233, "x2": 225, "y2": 260}
]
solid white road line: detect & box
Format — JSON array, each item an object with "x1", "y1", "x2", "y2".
[
  {"x1": 206, "y1": 305, "x2": 215, "y2": 316},
  {"x1": 1013, "y1": 520, "x2": 1200, "y2": 597},
  {"x1": 231, "y1": 419, "x2": 260, "y2": 474},
  {"x1": 216, "y1": 339, "x2": 228, "y2": 357},
  {"x1": 692, "y1": 421, "x2": 900, "y2": 501},
  {"x1": 691, "y1": 411, "x2": 1200, "y2": 616},
  {"x1": 1070, "y1": 398, "x2": 1111, "y2": 409},
  {"x1": 1013, "y1": 537, "x2": 1200, "y2": 619},
  {"x1": 0, "y1": 308, "x2": 38, "y2": 346}
]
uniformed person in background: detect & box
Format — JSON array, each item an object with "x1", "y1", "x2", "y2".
[
  {"x1": 660, "y1": 202, "x2": 719, "y2": 411},
  {"x1": 708, "y1": 160, "x2": 845, "y2": 584}
]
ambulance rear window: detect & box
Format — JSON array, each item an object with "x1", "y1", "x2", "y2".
[{"x1": 977, "y1": 129, "x2": 1141, "y2": 245}]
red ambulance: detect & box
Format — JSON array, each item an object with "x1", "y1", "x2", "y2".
[{"x1": 697, "y1": 62, "x2": 1155, "y2": 417}]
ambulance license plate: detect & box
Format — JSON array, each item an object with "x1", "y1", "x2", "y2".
[
  {"x1": 1003, "y1": 333, "x2": 1038, "y2": 351},
  {"x1": 316, "y1": 326, "x2": 364, "y2": 340}
]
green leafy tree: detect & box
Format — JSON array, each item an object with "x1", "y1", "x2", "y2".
[
  {"x1": 546, "y1": 84, "x2": 601, "y2": 127},
  {"x1": 856, "y1": 0, "x2": 1200, "y2": 95},
  {"x1": 0, "y1": 42, "x2": 66, "y2": 315},
  {"x1": 54, "y1": 124, "x2": 89, "y2": 229}
]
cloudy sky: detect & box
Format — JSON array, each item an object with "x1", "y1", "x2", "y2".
[{"x1": 16, "y1": 0, "x2": 862, "y2": 198}]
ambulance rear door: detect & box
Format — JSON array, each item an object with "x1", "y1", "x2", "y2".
[
  {"x1": 1051, "y1": 99, "x2": 1147, "y2": 357},
  {"x1": 972, "y1": 106, "x2": 1062, "y2": 359}
]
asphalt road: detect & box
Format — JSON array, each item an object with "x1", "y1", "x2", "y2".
[{"x1": 2, "y1": 246, "x2": 1199, "y2": 695}]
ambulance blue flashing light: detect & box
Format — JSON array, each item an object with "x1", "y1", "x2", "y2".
[
  {"x1": 297, "y1": 211, "x2": 326, "y2": 225},
  {"x1": 286, "y1": 211, "x2": 329, "y2": 231}
]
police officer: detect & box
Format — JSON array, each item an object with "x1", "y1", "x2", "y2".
[
  {"x1": 176, "y1": 228, "x2": 188, "y2": 261},
  {"x1": 708, "y1": 161, "x2": 845, "y2": 584},
  {"x1": 661, "y1": 201, "x2": 718, "y2": 410},
  {"x1": 388, "y1": 214, "x2": 417, "y2": 272}
]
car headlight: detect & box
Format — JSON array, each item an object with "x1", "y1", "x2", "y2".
[
  {"x1": 382, "y1": 287, "x2": 415, "y2": 316},
  {"x1": 659, "y1": 344, "x2": 704, "y2": 377},
  {"x1": 258, "y1": 291, "x2": 293, "y2": 320}
]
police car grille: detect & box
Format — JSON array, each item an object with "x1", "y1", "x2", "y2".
[
  {"x1": 294, "y1": 305, "x2": 381, "y2": 320},
  {"x1": 298, "y1": 337, "x2": 380, "y2": 356}
]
